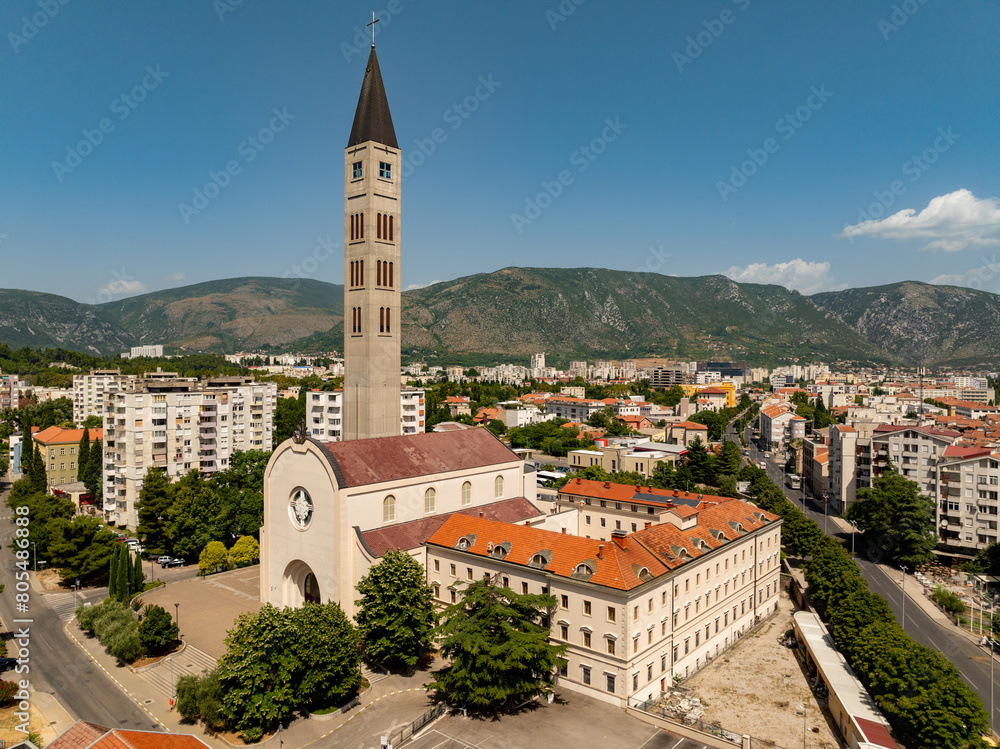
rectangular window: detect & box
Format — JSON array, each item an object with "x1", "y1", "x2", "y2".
[
  {"x1": 522, "y1": 582, "x2": 529, "y2": 595},
  {"x1": 582, "y1": 666, "x2": 591, "y2": 685},
  {"x1": 600, "y1": 518, "x2": 606, "y2": 527},
  {"x1": 352, "y1": 161, "x2": 362, "y2": 178},
  {"x1": 585, "y1": 515, "x2": 591, "y2": 525},
  {"x1": 467, "y1": 568, "x2": 473, "y2": 581},
  {"x1": 560, "y1": 625, "x2": 568, "y2": 640},
  {"x1": 450, "y1": 564, "x2": 456, "y2": 577},
  {"x1": 584, "y1": 600, "x2": 592, "y2": 616},
  {"x1": 608, "y1": 606, "x2": 616, "y2": 623},
  {"x1": 379, "y1": 161, "x2": 392, "y2": 179},
  {"x1": 607, "y1": 639, "x2": 615, "y2": 655},
  {"x1": 606, "y1": 674, "x2": 615, "y2": 693},
  {"x1": 434, "y1": 560, "x2": 440, "y2": 572},
  {"x1": 633, "y1": 673, "x2": 638, "y2": 691},
  {"x1": 450, "y1": 589, "x2": 457, "y2": 603},
  {"x1": 633, "y1": 606, "x2": 639, "y2": 621},
  {"x1": 684, "y1": 638, "x2": 689, "y2": 655},
  {"x1": 561, "y1": 594, "x2": 569, "y2": 609},
  {"x1": 584, "y1": 631, "x2": 591, "y2": 648}
]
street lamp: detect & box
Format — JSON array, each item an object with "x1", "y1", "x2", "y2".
[
  {"x1": 900, "y1": 565, "x2": 908, "y2": 630},
  {"x1": 174, "y1": 602, "x2": 180, "y2": 635},
  {"x1": 988, "y1": 638, "x2": 995, "y2": 738},
  {"x1": 848, "y1": 520, "x2": 856, "y2": 555}
]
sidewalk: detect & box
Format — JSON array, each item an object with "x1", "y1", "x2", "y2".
[
  {"x1": 64, "y1": 617, "x2": 439, "y2": 748},
  {"x1": 825, "y1": 511, "x2": 1000, "y2": 660}
]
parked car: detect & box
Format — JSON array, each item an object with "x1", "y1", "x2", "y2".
[
  {"x1": 161, "y1": 557, "x2": 186, "y2": 568},
  {"x1": 0, "y1": 658, "x2": 17, "y2": 672},
  {"x1": 157, "y1": 555, "x2": 173, "y2": 565}
]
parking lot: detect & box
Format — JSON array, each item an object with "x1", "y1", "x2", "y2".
[{"x1": 403, "y1": 691, "x2": 715, "y2": 749}]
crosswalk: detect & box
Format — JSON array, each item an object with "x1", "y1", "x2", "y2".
[
  {"x1": 45, "y1": 591, "x2": 81, "y2": 622},
  {"x1": 138, "y1": 644, "x2": 218, "y2": 697}
]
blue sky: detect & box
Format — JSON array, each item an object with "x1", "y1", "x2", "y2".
[{"x1": 1, "y1": 0, "x2": 998, "y2": 303}]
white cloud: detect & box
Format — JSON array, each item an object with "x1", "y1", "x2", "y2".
[
  {"x1": 840, "y1": 189, "x2": 1000, "y2": 252},
  {"x1": 163, "y1": 272, "x2": 186, "y2": 281},
  {"x1": 97, "y1": 278, "x2": 147, "y2": 298},
  {"x1": 723, "y1": 258, "x2": 843, "y2": 295},
  {"x1": 405, "y1": 280, "x2": 441, "y2": 291}
]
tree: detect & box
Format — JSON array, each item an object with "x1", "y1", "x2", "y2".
[
  {"x1": 685, "y1": 437, "x2": 716, "y2": 485},
  {"x1": 586, "y1": 407, "x2": 630, "y2": 437},
  {"x1": 218, "y1": 603, "x2": 361, "y2": 741},
  {"x1": 291, "y1": 602, "x2": 361, "y2": 710},
  {"x1": 132, "y1": 550, "x2": 144, "y2": 593},
  {"x1": 139, "y1": 604, "x2": 179, "y2": 655},
  {"x1": 486, "y1": 419, "x2": 507, "y2": 437},
  {"x1": 274, "y1": 389, "x2": 305, "y2": 445},
  {"x1": 718, "y1": 440, "x2": 741, "y2": 477},
  {"x1": 168, "y1": 471, "x2": 222, "y2": 559},
  {"x1": 77, "y1": 429, "x2": 90, "y2": 485},
  {"x1": 199, "y1": 541, "x2": 229, "y2": 575},
  {"x1": 355, "y1": 549, "x2": 436, "y2": 668},
  {"x1": 210, "y1": 450, "x2": 269, "y2": 541},
  {"x1": 46, "y1": 516, "x2": 117, "y2": 584},
  {"x1": 82, "y1": 439, "x2": 103, "y2": 498},
  {"x1": 81, "y1": 414, "x2": 102, "y2": 429},
  {"x1": 229, "y1": 536, "x2": 259, "y2": 568},
  {"x1": 136, "y1": 467, "x2": 172, "y2": 554},
  {"x1": 845, "y1": 470, "x2": 936, "y2": 567},
  {"x1": 431, "y1": 577, "x2": 567, "y2": 712}
]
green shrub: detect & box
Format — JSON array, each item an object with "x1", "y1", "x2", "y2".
[
  {"x1": 139, "y1": 605, "x2": 178, "y2": 656},
  {"x1": 175, "y1": 674, "x2": 201, "y2": 720},
  {"x1": 174, "y1": 668, "x2": 227, "y2": 731},
  {"x1": 109, "y1": 625, "x2": 142, "y2": 663},
  {"x1": 931, "y1": 586, "x2": 966, "y2": 615},
  {"x1": 0, "y1": 680, "x2": 17, "y2": 707}
]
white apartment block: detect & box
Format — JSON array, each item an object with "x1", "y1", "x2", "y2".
[
  {"x1": 870, "y1": 425, "x2": 960, "y2": 498},
  {"x1": 425, "y1": 494, "x2": 782, "y2": 708},
  {"x1": 123, "y1": 344, "x2": 165, "y2": 359},
  {"x1": 0, "y1": 371, "x2": 25, "y2": 411},
  {"x1": 306, "y1": 387, "x2": 425, "y2": 440},
  {"x1": 936, "y1": 448, "x2": 1000, "y2": 552},
  {"x1": 73, "y1": 370, "x2": 135, "y2": 425},
  {"x1": 530, "y1": 353, "x2": 546, "y2": 371},
  {"x1": 544, "y1": 397, "x2": 609, "y2": 422},
  {"x1": 103, "y1": 376, "x2": 277, "y2": 529},
  {"x1": 759, "y1": 402, "x2": 805, "y2": 454}
]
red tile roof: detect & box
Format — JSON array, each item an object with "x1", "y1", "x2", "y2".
[
  {"x1": 632, "y1": 500, "x2": 781, "y2": 570},
  {"x1": 853, "y1": 717, "x2": 900, "y2": 749},
  {"x1": 672, "y1": 420, "x2": 708, "y2": 430},
  {"x1": 427, "y1": 514, "x2": 669, "y2": 591},
  {"x1": 560, "y1": 479, "x2": 733, "y2": 512},
  {"x1": 48, "y1": 721, "x2": 211, "y2": 749},
  {"x1": 321, "y1": 429, "x2": 519, "y2": 488},
  {"x1": 360, "y1": 497, "x2": 541, "y2": 557},
  {"x1": 942, "y1": 446, "x2": 994, "y2": 459},
  {"x1": 33, "y1": 426, "x2": 103, "y2": 445}
]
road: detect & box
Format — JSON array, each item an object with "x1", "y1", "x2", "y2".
[
  {"x1": 0, "y1": 482, "x2": 162, "y2": 731},
  {"x1": 729, "y1": 420, "x2": 1000, "y2": 729}
]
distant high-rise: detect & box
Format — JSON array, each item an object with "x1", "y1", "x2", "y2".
[{"x1": 343, "y1": 44, "x2": 402, "y2": 441}]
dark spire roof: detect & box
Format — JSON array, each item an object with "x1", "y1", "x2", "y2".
[{"x1": 347, "y1": 46, "x2": 398, "y2": 149}]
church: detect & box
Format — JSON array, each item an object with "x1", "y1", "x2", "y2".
[
  {"x1": 260, "y1": 41, "x2": 783, "y2": 709},
  {"x1": 259, "y1": 42, "x2": 543, "y2": 618}
]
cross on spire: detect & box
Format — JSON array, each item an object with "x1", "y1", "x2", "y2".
[{"x1": 367, "y1": 11, "x2": 379, "y2": 47}]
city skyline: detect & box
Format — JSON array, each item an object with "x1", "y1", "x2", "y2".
[{"x1": 2, "y1": 1, "x2": 998, "y2": 302}]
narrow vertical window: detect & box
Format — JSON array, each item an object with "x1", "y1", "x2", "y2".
[
  {"x1": 386, "y1": 308, "x2": 390, "y2": 334},
  {"x1": 379, "y1": 307, "x2": 385, "y2": 333},
  {"x1": 389, "y1": 261, "x2": 394, "y2": 288},
  {"x1": 358, "y1": 306, "x2": 362, "y2": 333},
  {"x1": 389, "y1": 215, "x2": 393, "y2": 241},
  {"x1": 350, "y1": 215, "x2": 354, "y2": 241},
  {"x1": 376, "y1": 260, "x2": 382, "y2": 286},
  {"x1": 360, "y1": 213, "x2": 363, "y2": 238},
  {"x1": 350, "y1": 261, "x2": 354, "y2": 287},
  {"x1": 360, "y1": 259, "x2": 364, "y2": 285}
]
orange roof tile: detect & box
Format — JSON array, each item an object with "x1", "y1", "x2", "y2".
[
  {"x1": 427, "y1": 514, "x2": 668, "y2": 590},
  {"x1": 560, "y1": 479, "x2": 732, "y2": 511},
  {"x1": 33, "y1": 426, "x2": 103, "y2": 445}
]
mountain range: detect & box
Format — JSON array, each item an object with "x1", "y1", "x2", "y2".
[{"x1": 1, "y1": 269, "x2": 998, "y2": 369}]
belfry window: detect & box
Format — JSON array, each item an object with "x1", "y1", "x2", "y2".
[{"x1": 352, "y1": 161, "x2": 362, "y2": 179}]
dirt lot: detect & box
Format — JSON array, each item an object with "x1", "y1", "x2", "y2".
[
  {"x1": 0, "y1": 701, "x2": 50, "y2": 746},
  {"x1": 674, "y1": 593, "x2": 839, "y2": 749}
]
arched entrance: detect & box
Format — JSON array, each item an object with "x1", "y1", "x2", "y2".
[{"x1": 282, "y1": 560, "x2": 321, "y2": 607}]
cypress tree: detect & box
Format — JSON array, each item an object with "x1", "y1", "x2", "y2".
[
  {"x1": 77, "y1": 430, "x2": 90, "y2": 483},
  {"x1": 119, "y1": 549, "x2": 131, "y2": 601},
  {"x1": 109, "y1": 544, "x2": 119, "y2": 599},
  {"x1": 133, "y1": 551, "x2": 144, "y2": 594}
]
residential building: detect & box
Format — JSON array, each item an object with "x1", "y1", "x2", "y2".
[
  {"x1": 122, "y1": 344, "x2": 164, "y2": 359},
  {"x1": 445, "y1": 396, "x2": 472, "y2": 417},
  {"x1": 426, "y1": 495, "x2": 781, "y2": 707},
  {"x1": 665, "y1": 421, "x2": 709, "y2": 447},
  {"x1": 544, "y1": 397, "x2": 610, "y2": 422},
  {"x1": 306, "y1": 387, "x2": 424, "y2": 440},
  {"x1": 827, "y1": 425, "x2": 858, "y2": 515},
  {"x1": 530, "y1": 353, "x2": 546, "y2": 371},
  {"x1": 445, "y1": 366, "x2": 466, "y2": 383},
  {"x1": 103, "y1": 375, "x2": 277, "y2": 528},
  {"x1": 935, "y1": 446, "x2": 1000, "y2": 552},
  {"x1": 0, "y1": 371, "x2": 24, "y2": 410},
  {"x1": 73, "y1": 369, "x2": 135, "y2": 425},
  {"x1": 561, "y1": 386, "x2": 586, "y2": 399},
  {"x1": 759, "y1": 402, "x2": 805, "y2": 454},
  {"x1": 32, "y1": 426, "x2": 102, "y2": 491},
  {"x1": 870, "y1": 425, "x2": 960, "y2": 498}
]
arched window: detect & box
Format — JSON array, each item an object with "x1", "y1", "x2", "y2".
[
  {"x1": 389, "y1": 261, "x2": 394, "y2": 288},
  {"x1": 377, "y1": 212, "x2": 382, "y2": 239},
  {"x1": 304, "y1": 573, "x2": 320, "y2": 604},
  {"x1": 389, "y1": 215, "x2": 394, "y2": 241},
  {"x1": 461, "y1": 481, "x2": 472, "y2": 506},
  {"x1": 382, "y1": 495, "x2": 395, "y2": 523},
  {"x1": 379, "y1": 307, "x2": 385, "y2": 333},
  {"x1": 386, "y1": 308, "x2": 390, "y2": 334},
  {"x1": 494, "y1": 475, "x2": 504, "y2": 499},
  {"x1": 424, "y1": 487, "x2": 436, "y2": 514}
]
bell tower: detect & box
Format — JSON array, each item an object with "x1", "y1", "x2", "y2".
[{"x1": 343, "y1": 43, "x2": 401, "y2": 440}]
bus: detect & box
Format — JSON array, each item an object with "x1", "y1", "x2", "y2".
[{"x1": 785, "y1": 474, "x2": 802, "y2": 490}]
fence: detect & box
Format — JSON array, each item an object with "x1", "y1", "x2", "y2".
[{"x1": 384, "y1": 702, "x2": 447, "y2": 747}]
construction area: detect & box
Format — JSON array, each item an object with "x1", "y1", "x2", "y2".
[{"x1": 654, "y1": 591, "x2": 839, "y2": 749}]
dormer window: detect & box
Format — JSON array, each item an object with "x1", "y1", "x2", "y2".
[
  {"x1": 528, "y1": 549, "x2": 553, "y2": 569},
  {"x1": 576, "y1": 563, "x2": 593, "y2": 576},
  {"x1": 455, "y1": 534, "x2": 476, "y2": 551}
]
